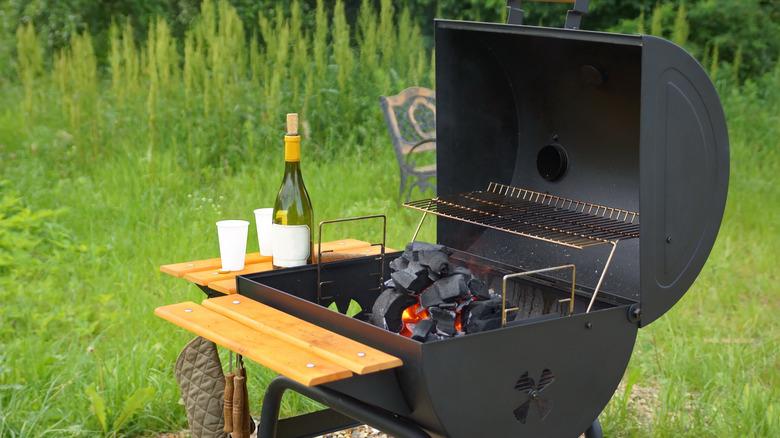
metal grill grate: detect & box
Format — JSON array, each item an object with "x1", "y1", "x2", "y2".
[{"x1": 404, "y1": 182, "x2": 639, "y2": 249}]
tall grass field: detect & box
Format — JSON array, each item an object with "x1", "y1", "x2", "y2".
[{"x1": 1, "y1": 0, "x2": 778, "y2": 436}]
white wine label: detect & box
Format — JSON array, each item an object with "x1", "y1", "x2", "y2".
[{"x1": 272, "y1": 224, "x2": 310, "y2": 267}]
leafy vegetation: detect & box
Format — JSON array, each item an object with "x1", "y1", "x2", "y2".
[{"x1": 0, "y1": 0, "x2": 778, "y2": 436}]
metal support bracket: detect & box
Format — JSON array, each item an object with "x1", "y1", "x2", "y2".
[
  {"x1": 501, "y1": 265, "x2": 576, "y2": 327},
  {"x1": 258, "y1": 376, "x2": 431, "y2": 438},
  {"x1": 564, "y1": 0, "x2": 591, "y2": 29},
  {"x1": 317, "y1": 215, "x2": 387, "y2": 304}
]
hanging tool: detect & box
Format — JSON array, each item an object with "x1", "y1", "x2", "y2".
[{"x1": 223, "y1": 351, "x2": 235, "y2": 434}]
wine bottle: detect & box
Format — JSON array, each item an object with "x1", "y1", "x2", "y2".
[{"x1": 272, "y1": 113, "x2": 314, "y2": 268}]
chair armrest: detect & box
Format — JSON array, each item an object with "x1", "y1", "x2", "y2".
[{"x1": 405, "y1": 138, "x2": 436, "y2": 164}]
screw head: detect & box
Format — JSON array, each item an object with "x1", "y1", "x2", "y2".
[
  {"x1": 585, "y1": 322, "x2": 594, "y2": 329},
  {"x1": 629, "y1": 306, "x2": 643, "y2": 322}
]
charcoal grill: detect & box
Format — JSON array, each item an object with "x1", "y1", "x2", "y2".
[{"x1": 237, "y1": 9, "x2": 729, "y2": 438}]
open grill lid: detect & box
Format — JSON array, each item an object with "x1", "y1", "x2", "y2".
[{"x1": 433, "y1": 20, "x2": 728, "y2": 327}]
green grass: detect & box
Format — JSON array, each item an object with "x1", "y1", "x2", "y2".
[{"x1": 1, "y1": 1, "x2": 778, "y2": 436}]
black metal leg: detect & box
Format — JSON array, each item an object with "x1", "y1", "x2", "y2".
[
  {"x1": 258, "y1": 376, "x2": 431, "y2": 438},
  {"x1": 584, "y1": 417, "x2": 603, "y2": 438},
  {"x1": 258, "y1": 377, "x2": 287, "y2": 438}
]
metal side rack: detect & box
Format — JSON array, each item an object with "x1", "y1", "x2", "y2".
[{"x1": 404, "y1": 182, "x2": 640, "y2": 313}]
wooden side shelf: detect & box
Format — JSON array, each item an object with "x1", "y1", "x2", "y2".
[
  {"x1": 154, "y1": 296, "x2": 402, "y2": 387},
  {"x1": 159, "y1": 239, "x2": 388, "y2": 294}
]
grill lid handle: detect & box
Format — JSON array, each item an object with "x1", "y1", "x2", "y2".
[{"x1": 506, "y1": 0, "x2": 591, "y2": 29}]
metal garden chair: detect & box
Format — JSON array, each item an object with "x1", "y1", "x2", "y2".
[{"x1": 378, "y1": 87, "x2": 436, "y2": 202}]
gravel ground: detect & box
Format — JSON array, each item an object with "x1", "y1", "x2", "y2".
[{"x1": 314, "y1": 425, "x2": 390, "y2": 438}]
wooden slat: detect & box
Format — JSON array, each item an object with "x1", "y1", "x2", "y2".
[
  {"x1": 202, "y1": 295, "x2": 402, "y2": 374},
  {"x1": 154, "y1": 302, "x2": 352, "y2": 386},
  {"x1": 208, "y1": 278, "x2": 241, "y2": 295},
  {"x1": 160, "y1": 253, "x2": 268, "y2": 277},
  {"x1": 160, "y1": 239, "x2": 377, "y2": 278},
  {"x1": 183, "y1": 262, "x2": 274, "y2": 286}
]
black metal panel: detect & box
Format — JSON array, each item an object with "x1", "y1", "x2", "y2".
[
  {"x1": 237, "y1": 255, "x2": 447, "y2": 434},
  {"x1": 420, "y1": 306, "x2": 636, "y2": 438},
  {"x1": 237, "y1": 254, "x2": 637, "y2": 437},
  {"x1": 638, "y1": 36, "x2": 729, "y2": 326},
  {"x1": 435, "y1": 20, "x2": 642, "y2": 299},
  {"x1": 434, "y1": 21, "x2": 728, "y2": 323}
]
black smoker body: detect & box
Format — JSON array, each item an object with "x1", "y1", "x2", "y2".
[{"x1": 238, "y1": 19, "x2": 728, "y2": 438}]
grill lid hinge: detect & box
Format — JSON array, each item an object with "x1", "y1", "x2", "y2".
[{"x1": 505, "y1": 0, "x2": 591, "y2": 29}]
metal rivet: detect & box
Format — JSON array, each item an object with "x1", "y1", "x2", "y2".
[
  {"x1": 232, "y1": 300, "x2": 241, "y2": 305},
  {"x1": 585, "y1": 322, "x2": 594, "y2": 329},
  {"x1": 666, "y1": 236, "x2": 673, "y2": 243},
  {"x1": 306, "y1": 363, "x2": 316, "y2": 368},
  {"x1": 357, "y1": 352, "x2": 366, "y2": 357},
  {"x1": 185, "y1": 309, "x2": 193, "y2": 313}
]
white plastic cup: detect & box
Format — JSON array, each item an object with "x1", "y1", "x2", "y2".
[
  {"x1": 216, "y1": 220, "x2": 249, "y2": 271},
  {"x1": 254, "y1": 208, "x2": 274, "y2": 257}
]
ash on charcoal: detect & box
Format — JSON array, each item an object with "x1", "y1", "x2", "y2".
[
  {"x1": 411, "y1": 319, "x2": 436, "y2": 342},
  {"x1": 390, "y1": 262, "x2": 431, "y2": 294},
  {"x1": 371, "y1": 289, "x2": 417, "y2": 333},
  {"x1": 463, "y1": 299, "x2": 503, "y2": 334},
  {"x1": 456, "y1": 300, "x2": 472, "y2": 312},
  {"x1": 428, "y1": 307, "x2": 458, "y2": 336}
]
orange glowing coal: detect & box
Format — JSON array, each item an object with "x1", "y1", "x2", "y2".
[
  {"x1": 399, "y1": 302, "x2": 429, "y2": 338},
  {"x1": 399, "y1": 300, "x2": 466, "y2": 338}
]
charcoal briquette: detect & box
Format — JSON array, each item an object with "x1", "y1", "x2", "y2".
[
  {"x1": 403, "y1": 241, "x2": 452, "y2": 262},
  {"x1": 391, "y1": 264, "x2": 432, "y2": 294},
  {"x1": 432, "y1": 275, "x2": 471, "y2": 302},
  {"x1": 418, "y1": 250, "x2": 450, "y2": 275},
  {"x1": 411, "y1": 319, "x2": 436, "y2": 342},
  {"x1": 370, "y1": 289, "x2": 416, "y2": 333},
  {"x1": 468, "y1": 277, "x2": 491, "y2": 300},
  {"x1": 389, "y1": 256, "x2": 409, "y2": 272},
  {"x1": 428, "y1": 307, "x2": 457, "y2": 336},
  {"x1": 420, "y1": 286, "x2": 444, "y2": 308},
  {"x1": 463, "y1": 298, "x2": 503, "y2": 334}
]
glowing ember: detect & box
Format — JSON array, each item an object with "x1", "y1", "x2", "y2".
[
  {"x1": 372, "y1": 241, "x2": 502, "y2": 342},
  {"x1": 399, "y1": 302, "x2": 429, "y2": 338}
]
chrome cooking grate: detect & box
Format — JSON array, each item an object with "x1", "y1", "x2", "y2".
[{"x1": 404, "y1": 182, "x2": 639, "y2": 250}]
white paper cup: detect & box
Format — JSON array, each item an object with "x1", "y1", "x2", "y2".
[
  {"x1": 254, "y1": 208, "x2": 274, "y2": 257},
  {"x1": 216, "y1": 220, "x2": 249, "y2": 271}
]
